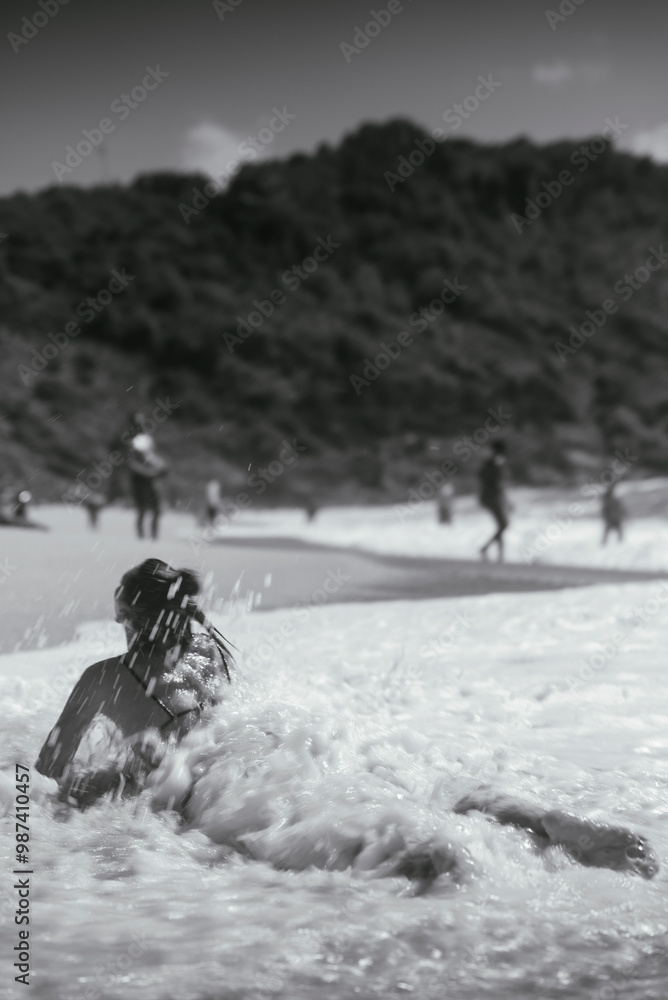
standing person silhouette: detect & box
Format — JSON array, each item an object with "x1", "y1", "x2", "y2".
[
  {"x1": 128, "y1": 434, "x2": 168, "y2": 540},
  {"x1": 83, "y1": 492, "x2": 106, "y2": 530},
  {"x1": 106, "y1": 410, "x2": 148, "y2": 504},
  {"x1": 478, "y1": 440, "x2": 509, "y2": 562},
  {"x1": 601, "y1": 479, "x2": 625, "y2": 544},
  {"x1": 437, "y1": 482, "x2": 454, "y2": 524},
  {"x1": 204, "y1": 479, "x2": 223, "y2": 526}
]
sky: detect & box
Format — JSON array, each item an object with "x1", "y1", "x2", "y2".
[{"x1": 2, "y1": 0, "x2": 668, "y2": 196}]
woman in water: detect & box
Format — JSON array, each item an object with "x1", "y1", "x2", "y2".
[
  {"x1": 35, "y1": 558, "x2": 233, "y2": 808},
  {"x1": 35, "y1": 560, "x2": 657, "y2": 880}
]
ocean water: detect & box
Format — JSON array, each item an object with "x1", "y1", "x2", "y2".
[{"x1": 2, "y1": 581, "x2": 667, "y2": 1000}]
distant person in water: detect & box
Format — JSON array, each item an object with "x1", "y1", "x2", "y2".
[
  {"x1": 601, "y1": 479, "x2": 625, "y2": 544},
  {"x1": 128, "y1": 434, "x2": 168, "y2": 540},
  {"x1": 478, "y1": 440, "x2": 509, "y2": 561},
  {"x1": 204, "y1": 479, "x2": 223, "y2": 526},
  {"x1": 35, "y1": 559, "x2": 233, "y2": 808},
  {"x1": 302, "y1": 493, "x2": 318, "y2": 522},
  {"x1": 83, "y1": 491, "x2": 106, "y2": 530},
  {"x1": 437, "y1": 482, "x2": 454, "y2": 524}
]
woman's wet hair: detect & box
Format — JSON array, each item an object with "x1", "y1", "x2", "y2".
[{"x1": 115, "y1": 558, "x2": 232, "y2": 680}]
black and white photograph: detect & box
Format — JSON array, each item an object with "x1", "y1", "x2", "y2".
[{"x1": 2, "y1": 1, "x2": 668, "y2": 997}]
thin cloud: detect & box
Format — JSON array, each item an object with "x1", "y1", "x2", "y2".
[
  {"x1": 532, "y1": 61, "x2": 609, "y2": 87},
  {"x1": 628, "y1": 123, "x2": 668, "y2": 162},
  {"x1": 533, "y1": 61, "x2": 574, "y2": 86},
  {"x1": 180, "y1": 122, "x2": 247, "y2": 180}
]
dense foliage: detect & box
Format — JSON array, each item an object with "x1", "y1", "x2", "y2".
[{"x1": 2, "y1": 119, "x2": 668, "y2": 504}]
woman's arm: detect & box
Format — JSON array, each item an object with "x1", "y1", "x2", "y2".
[{"x1": 35, "y1": 663, "x2": 108, "y2": 780}]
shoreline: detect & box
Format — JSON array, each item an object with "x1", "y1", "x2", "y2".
[{"x1": 1, "y1": 508, "x2": 666, "y2": 654}]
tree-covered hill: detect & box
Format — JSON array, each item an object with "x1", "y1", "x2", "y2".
[{"x1": 2, "y1": 118, "x2": 668, "y2": 504}]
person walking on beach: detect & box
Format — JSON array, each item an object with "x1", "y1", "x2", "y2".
[
  {"x1": 437, "y1": 482, "x2": 454, "y2": 524},
  {"x1": 204, "y1": 479, "x2": 223, "y2": 526},
  {"x1": 83, "y1": 492, "x2": 106, "y2": 530},
  {"x1": 478, "y1": 440, "x2": 509, "y2": 561},
  {"x1": 128, "y1": 434, "x2": 168, "y2": 540},
  {"x1": 601, "y1": 479, "x2": 625, "y2": 544}
]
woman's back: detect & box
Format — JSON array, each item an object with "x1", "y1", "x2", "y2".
[{"x1": 35, "y1": 558, "x2": 233, "y2": 803}]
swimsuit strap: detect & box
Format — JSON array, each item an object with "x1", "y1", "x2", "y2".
[
  {"x1": 159, "y1": 705, "x2": 204, "y2": 733},
  {"x1": 123, "y1": 656, "x2": 203, "y2": 731}
]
